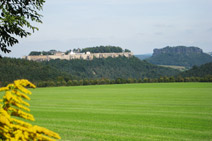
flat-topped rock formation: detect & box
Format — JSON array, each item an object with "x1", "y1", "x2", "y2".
[
  {"x1": 147, "y1": 46, "x2": 212, "y2": 68},
  {"x1": 153, "y1": 46, "x2": 203, "y2": 56}
]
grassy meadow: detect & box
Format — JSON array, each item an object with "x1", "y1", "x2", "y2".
[{"x1": 26, "y1": 83, "x2": 212, "y2": 140}]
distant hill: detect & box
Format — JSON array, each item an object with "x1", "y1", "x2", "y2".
[
  {"x1": 180, "y1": 62, "x2": 212, "y2": 77},
  {"x1": 135, "y1": 54, "x2": 152, "y2": 60},
  {"x1": 146, "y1": 46, "x2": 212, "y2": 68},
  {"x1": 42, "y1": 56, "x2": 180, "y2": 79}
]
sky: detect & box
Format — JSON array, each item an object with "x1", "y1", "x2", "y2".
[{"x1": 3, "y1": 0, "x2": 212, "y2": 57}]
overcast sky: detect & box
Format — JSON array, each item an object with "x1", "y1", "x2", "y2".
[{"x1": 3, "y1": 0, "x2": 212, "y2": 57}]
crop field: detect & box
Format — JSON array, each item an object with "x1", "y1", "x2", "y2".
[
  {"x1": 28, "y1": 83, "x2": 212, "y2": 140},
  {"x1": 159, "y1": 65, "x2": 186, "y2": 71}
]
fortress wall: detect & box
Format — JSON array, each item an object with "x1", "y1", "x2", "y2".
[
  {"x1": 26, "y1": 56, "x2": 48, "y2": 61},
  {"x1": 25, "y1": 52, "x2": 133, "y2": 61},
  {"x1": 48, "y1": 55, "x2": 63, "y2": 60},
  {"x1": 72, "y1": 54, "x2": 81, "y2": 59},
  {"x1": 93, "y1": 53, "x2": 100, "y2": 58}
]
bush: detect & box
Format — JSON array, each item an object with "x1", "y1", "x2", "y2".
[{"x1": 0, "y1": 79, "x2": 61, "y2": 140}]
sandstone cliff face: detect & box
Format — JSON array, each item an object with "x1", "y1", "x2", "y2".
[
  {"x1": 153, "y1": 46, "x2": 203, "y2": 56},
  {"x1": 147, "y1": 46, "x2": 212, "y2": 68}
]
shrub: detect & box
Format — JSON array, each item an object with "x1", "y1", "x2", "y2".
[{"x1": 0, "y1": 79, "x2": 61, "y2": 140}]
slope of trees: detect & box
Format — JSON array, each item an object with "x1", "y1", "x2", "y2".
[
  {"x1": 0, "y1": 57, "x2": 72, "y2": 83},
  {"x1": 180, "y1": 62, "x2": 212, "y2": 77},
  {"x1": 1, "y1": 57, "x2": 212, "y2": 87},
  {"x1": 42, "y1": 56, "x2": 180, "y2": 79},
  {"x1": 0, "y1": 57, "x2": 180, "y2": 84}
]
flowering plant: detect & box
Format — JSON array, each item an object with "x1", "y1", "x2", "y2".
[{"x1": 0, "y1": 79, "x2": 61, "y2": 140}]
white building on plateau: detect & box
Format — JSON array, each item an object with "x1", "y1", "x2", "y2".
[{"x1": 23, "y1": 52, "x2": 133, "y2": 61}]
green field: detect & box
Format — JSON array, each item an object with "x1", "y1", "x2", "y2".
[
  {"x1": 27, "y1": 83, "x2": 212, "y2": 140},
  {"x1": 159, "y1": 65, "x2": 186, "y2": 71}
]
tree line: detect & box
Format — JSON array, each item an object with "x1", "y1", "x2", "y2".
[
  {"x1": 29, "y1": 50, "x2": 56, "y2": 56},
  {"x1": 180, "y1": 62, "x2": 212, "y2": 77},
  {"x1": 0, "y1": 57, "x2": 74, "y2": 83},
  {"x1": 81, "y1": 46, "x2": 131, "y2": 53},
  {"x1": 0, "y1": 57, "x2": 211, "y2": 87},
  {"x1": 1, "y1": 75, "x2": 212, "y2": 88},
  {"x1": 41, "y1": 56, "x2": 179, "y2": 79},
  {"x1": 5, "y1": 76, "x2": 210, "y2": 88}
]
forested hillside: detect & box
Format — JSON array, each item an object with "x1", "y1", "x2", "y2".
[
  {"x1": 180, "y1": 62, "x2": 212, "y2": 77},
  {"x1": 42, "y1": 56, "x2": 180, "y2": 79},
  {"x1": 147, "y1": 46, "x2": 212, "y2": 68},
  {"x1": 0, "y1": 58, "x2": 72, "y2": 83},
  {"x1": 0, "y1": 57, "x2": 179, "y2": 84},
  {"x1": 1, "y1": 56, "x2": 212, "y2": 87}
]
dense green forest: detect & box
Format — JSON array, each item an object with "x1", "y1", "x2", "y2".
[
  {"x1": 0, "y1": 57, "x2": 179, "y2": 84},
  {"x1": 1, "y1": 56, "x2": 211, "y2": 87},
  {"x1": 42, "y1": 56, "x2": 179, "y2": 79},
  {"x1": 0, "y1": 57, "x2": 72, "y2": 83},
  {"x1": 147, "y1": 46, "x2": 212, "y2": 68},
  {"x1": 180, "y1": 62, "x2": 212, "y2": 77},
  {"x1": 80, "y1": 46, "x2": 131, "y2": 53},
  {"x1": 29, "y1": 50, "x2": 57, "y2": 56}
]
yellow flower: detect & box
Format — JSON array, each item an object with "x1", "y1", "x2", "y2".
[
  {"x1": 0, "y1": 87, "x2": 9, "y2": 92},
  {"x1": 11, "y1": 102, "x2": 30, "y2": 112},
  {"x1": 33, "y1": 125, "x2": 61, "y2": 139},
  {"x1": 0, "y1": 108, "x2": 10, "y2": 119},
  {"x1": 0, "y1": 126, "x2": 9, "y2": 133},
  {"x1": 13, "y1": 90, "x2": 30, "y2": 100},
  {"x1": 6, "y1": 84, "x2": 15, "y2": 89},
  {"x1": 0, "y1": 79, "x2": 60, "y2": 140},
  {"x1": 11, "y1": 118, "x2": 32, "y2": 128},
  {"x1": 0, "y1": 115, "x2": 10, "y2": 126},
  {"x1": 8, "y1": 107, "x2": 35, "y2": 121}
]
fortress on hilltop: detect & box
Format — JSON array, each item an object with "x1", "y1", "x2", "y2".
[{"x1": 23, "y1": 51, "x2": 133, "y2": 61}]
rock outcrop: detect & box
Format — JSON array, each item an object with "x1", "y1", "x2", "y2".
[
  {"x1": 153, "y1": 46, "x2": 203, "y2": 56},
  {"x1": 147, "y1": 46, "x2": 212, "y2": 68}
]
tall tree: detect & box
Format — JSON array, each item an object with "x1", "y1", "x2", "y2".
[{"x1": 0, "y1": 0, "x2": 45, "y2": 57}]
